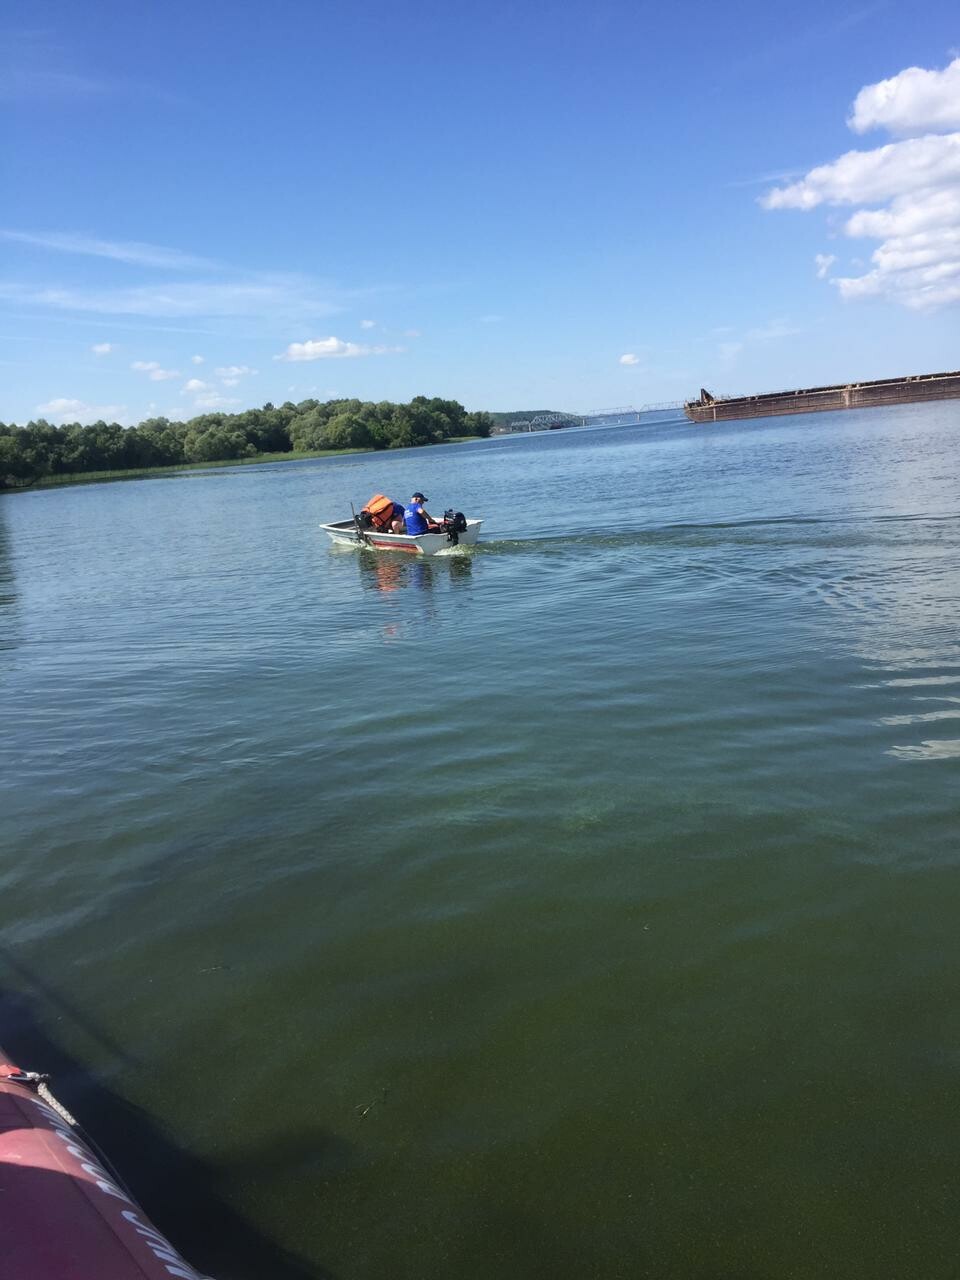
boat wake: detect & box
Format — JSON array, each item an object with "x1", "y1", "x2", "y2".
[{"x1": 473, "y1": 511, "x2": 960, "y2": 557}]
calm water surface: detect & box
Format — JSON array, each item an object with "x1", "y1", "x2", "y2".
[{"x1": 2, "y1": 403, "x2": 959, "y2": 1278}]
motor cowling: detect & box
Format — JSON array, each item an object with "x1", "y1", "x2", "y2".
[{"x1": 442, "y1": 509, "x2": 467, "y2": 544}]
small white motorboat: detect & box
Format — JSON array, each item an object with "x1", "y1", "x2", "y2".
[{"x1": 320, "y1": 515, "x2": 483, "y2": 556}]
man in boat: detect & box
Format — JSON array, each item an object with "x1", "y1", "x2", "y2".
[
  {"x1": 403, "y1": 492, "x2": 442, "y2": 535},
  {"x1": 361, "y1": 494, "x2": 406, "y2": 532}
]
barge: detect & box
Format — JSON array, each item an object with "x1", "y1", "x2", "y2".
[{"x1": 684, "y1": 369, "x2": 960, "y2": 424}]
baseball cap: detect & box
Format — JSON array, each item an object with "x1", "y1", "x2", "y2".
[{"x1": 412, "y1": 491, "x2": 428, "y2": 501}]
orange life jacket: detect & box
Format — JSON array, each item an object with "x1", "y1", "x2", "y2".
[{"x1": 362, "y1": 494, "x2": 397, "y2": 530}]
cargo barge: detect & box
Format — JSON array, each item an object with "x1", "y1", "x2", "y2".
[{"x1": 684, "y1": 369, "x2": 960, "y2": 424}]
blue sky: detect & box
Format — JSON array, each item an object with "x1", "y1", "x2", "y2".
[{"x1": 2, "y1": 0, "x2": 959, "y2": 424}]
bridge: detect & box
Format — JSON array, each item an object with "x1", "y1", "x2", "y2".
[
  {"x1": 496, "y1": 402, "x2": 688, "y2": 434},
  {"x1": 577, "y1": 401, "x2": 686, "y2": 425}
]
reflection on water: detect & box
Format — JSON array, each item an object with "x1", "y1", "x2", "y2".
[
  {"x1": 0, "y1": 503, "x2": 18, "y2": 651},
  {"x1": 357, "y1": 549, "x2": 473, "y2": 594}
]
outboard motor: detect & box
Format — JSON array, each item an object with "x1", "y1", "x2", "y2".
[{"x1": 442, "y1": 509, "x2": 468, "y2": 544}]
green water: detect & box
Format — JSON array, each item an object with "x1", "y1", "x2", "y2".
[{"x1": 1, "y1": 403, "x2": 959, "y2": 1278}]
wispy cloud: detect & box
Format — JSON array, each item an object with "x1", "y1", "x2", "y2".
[
  {"x1": 0, "y1": 278, "x2": 342, "y2": 321},
  {"x1": 719, "y1": 3, "x2": 888, "y2": 81},
  {"x1": 815, "y1": 253, "x2": 836, "y2": 279},
  {"x1": 91, "y1": 341, "x2": 113, "y2": 355},
  {"x1": 275, "y1": 336, "x2": 400, "y2": 361},
  {"x1": 745, "y1": 318, "x2": 803, "y2": 340},
  {"x1": 619, "y1": 353, "x2": 640, "y2": 366},
  {"x1": 712, "y1": 317, "x2": 800, "y2": 363},
  {"x1": 131, "y1": 360, "x2": 180, "y2": 381},
  {"x1": 0, "y1": 229, "x2": 217, "y2": 270},
  {"x1": 191, "y1": 391, "x2": 241, "y2": 411},
  {"x1": 360, "y1": 319, "x2": 376, "y2": 329},
  {"x1": 726, "y1": 169, "x2": 806, "y2": 189},
  {"x1": 0, "y1": 69, "x2": 108, "y2": 103},
  {"x1": 0, "y1": 32, "x2": 185, "y2": 106}
]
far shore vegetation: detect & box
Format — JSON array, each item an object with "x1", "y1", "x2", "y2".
[{"x1": 0, "y1": 396, "x2": 496, "y2": 491}]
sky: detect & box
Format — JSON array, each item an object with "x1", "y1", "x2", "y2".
[{"x1": 2, "y1": 0, "x2": 959, "y2": 425}]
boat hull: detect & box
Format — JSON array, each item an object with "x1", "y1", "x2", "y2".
[
  {"x1": 320, "y1": 518, "x2": 482, "y2": 555},
  {"x1": 0, "y1": 1045, "x2": 209, "y2": 1278}
]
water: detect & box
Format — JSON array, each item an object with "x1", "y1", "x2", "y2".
[{"x1": 1, "y1": 402, "x2": 959, "y2": 1279}]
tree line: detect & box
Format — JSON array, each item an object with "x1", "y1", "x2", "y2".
[{"x1": 0, "y1": 397, "x2": 494, "y2": 488}]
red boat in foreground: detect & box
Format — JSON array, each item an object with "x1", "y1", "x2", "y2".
[{"x1": 1, "y1": 1043, "x2": 209, "y2": 1279}]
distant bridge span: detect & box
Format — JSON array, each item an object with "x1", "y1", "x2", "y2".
[{"x1": 578, "y1": 401, "x2": 685, "y2": 425}]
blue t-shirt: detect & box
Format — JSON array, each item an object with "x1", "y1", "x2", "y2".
[{"x1": 403, "y1": 502, "x2": 429, "y2": 534}]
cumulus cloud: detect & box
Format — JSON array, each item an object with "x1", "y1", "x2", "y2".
[
  {"x1": 131, "y1": 360, "x2": 180, "y2": 381},
  {"x1": 274, "y1": 336, "x2": 396, "y2": 361},
  {"x1": 762, "y1": 57, "x2": 960, "y2": 309},
  {"x1": 35, "y1": 397, "x2": 128, "y2": 424},
  {"x1": 848, "y1": 56, "x2": 960, "y2": 135},
  {"x1": 191, "y1": 354, "x2": 205, "y2": 365},
  {"x1": 619, "y1": 353, "x2": 640, "y2": 366},
  {"x1": 91, "y1": 341, "x2": 113, "y2": 355},
  {"x1": 761, "y1": 134, "x2": 960, "y2": 211},
  {"x1": 183, "y1": 378, "x2": 207, "y2": 393}
]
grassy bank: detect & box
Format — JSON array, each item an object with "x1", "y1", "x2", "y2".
[
  {"x1": 13, "y1": 448, "x2": 368, "y2": 491},
  {"x1": 5, "y1": 436, "x2": 490, "y2": 493}
]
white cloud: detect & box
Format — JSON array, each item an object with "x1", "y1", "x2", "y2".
[
  {"x1": 0, "y1": 229, "x2": 215, "y2": 270},
  {"x1": 478, "y1": 314, "x2": 503, "y2": 324},
  {"x1": 843, "y1": 186, "x2": 960, "y2": 241},
  {"x1": 191, "y1": 354, "x2": 205, "y2": 365},
  {"x1": 183, "y1": 378, "x2": 208, "y2": 393},
  {"x1": 762, "y1": 58, "x2": 960, "y2": 309},
  {"x1": 849, "y1": 57, "x2": 960, "y2": 135},
  {"x1": 815, "y1": 253, "x2": 836, "y2": 278},
  {"x1": 360, "y1": 319, "x2": 376, "y2": 329},
  {"x1": 214, "y1": 365, "x2": 256, "y2": 378},
  {"x1": 191, "y1": 391, "x2": 241, "y2": 410},
  {"x1": 131, "y1": 360, "x2": 180, "y2": 381},
  {"x1": 35, "y1": 396, "x2": 128, "y2": 424},
  {"x1": 274, "y1": 336, "x2": 396, "y2": 361},
  {"x1": 761, "y1": 134, "x2": 960, "y2": 211},
  {"x1": 91, "y1": 341, "x2": 113, "y2": 355},
  {"x1": 403, "y1": 328, "x2": 422, "y2": 338},
  {"x1": 619, "y1": 353, "x2": 640, "y2": 366}
]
